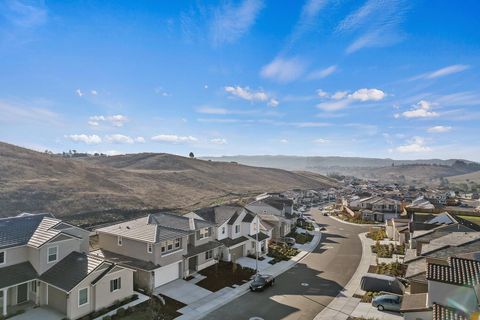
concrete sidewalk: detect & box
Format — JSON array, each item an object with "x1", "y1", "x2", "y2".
[
  {"x1": 176, "y1": 226, "x2": 323, "y2": 320},
  {"x1": 314, "y1": 232, "x2": 374, "y2": 320}
]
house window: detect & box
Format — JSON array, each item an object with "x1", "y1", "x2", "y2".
[
  {"x1": 117, "y1": 236, "x2": 123, "y2": 246},
  {"x1": 235, "y1": 225, "x2": 240, "y2": 233},
  {"x1": 78, "y1": 288, "x2": 89, "y2": 307},
  {"x1": 222, "y1": 226, "x2": 225, "y2": 234},
  {"x1": 0, "y1": 251, "x2": 5, "y2": 265},
  {"x1": 147, "y1": 243, "x2": 153, "y2": 253},
  {"x1": 196, "y1": 228, "x2": 211, "y2": 240},
  {"x1": 205, "y1": 250, "x2": 213, "y2": 260},
  {"x1": 161, "y1": 238, "x2": 181, "y2": 254},
  {"x1": 110, "y1": 278, "x2": 122, "y2": 292},
  {"x1": 47, "y1": 246, "x2": 58, "y2": 263}
]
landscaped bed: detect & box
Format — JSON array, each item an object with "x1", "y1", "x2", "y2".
[
  {"x1": 353, "y1": 291, "x2": 381, "y2": 303},
  {"x1": 371, "y1": 242, "x2": 405, "y2": 258},
  {"x1": 196, "y1": 261, "x2": 255, "y2": 292},
  {"x1": 267, "y1": 242, "x2": 300, "y2": 264},
  {"x1": 366, "y1": 228, "x2": 387, "y2": 240},
  {"x1": 286, "y1": 229, "x2": 314, "y2": 244},
  {"x1": 116, "y1": 294, "x2": 185, "y2": 320},
  {"x1": 368, "y1": 262, "x2": 407, "y2": 277},
  {"x1": 338, "y1": 214, "x2": 378, "y2": 225}
]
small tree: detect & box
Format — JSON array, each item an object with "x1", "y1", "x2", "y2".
[{"x1": 189, "y1": 152, "x2": 195, "y2": 158}]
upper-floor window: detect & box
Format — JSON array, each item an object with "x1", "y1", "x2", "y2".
[
  {"x1": 78, "y1": 287, "x2": 89, "y2": 307},
  {"x1": 0, "y1": 251, "x2": 5, "y2": 265},
  {"x1": 47, "y1": 246, "x2": 58, "y2": 263},
  {"x1": 235, "y1": 225, "x2": 240, "y2": 233},
  {"x1": 205, "y1": 250, "x2": 213, "y2": 260},
  {"x1": 147, "y1": 243, "x2": 153, "y2": 253},
  {"x1": 161, "y1": 238, "x2": 181, "y2": 253},
  {"x1": 196, "y1": 227, "x2": 211, "y2": 240},
  {"x1": 222, "y1": 226, "x2": 226, "y2": 234},
  {"x1": 110, "y1": 277, "x2": 121, "y2": 292},
  {"x1": 117, "y1": 236, "x2": 123, "y2": 246}
]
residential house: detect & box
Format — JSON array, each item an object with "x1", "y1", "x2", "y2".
[
  {"x1": 189, "y1": 205, "x2": 269, "y2": 262},
  {"x1": 385, "y1": 218, "x2": 410, "y2": 245},
  {"x1": 0, "y1": 213, "x2": 134, "y2": 320},
  {"x1": 246, "y1": 196, "x2": 296, "y2": 241},
  {"x1": 94, "y1": 212, "x2": 221, "y2": 292}
]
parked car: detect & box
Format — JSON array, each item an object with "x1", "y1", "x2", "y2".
[
  {"x1": 372, "y1": 294, "x2": 402, "y2": 312},
  {"x1": 284, "y1": 237, "x2": 296, "y2": 246},
  {"x1": 250, "y1": 274, "x2": 275, "y2": 292},
  {"x1": 360, "y1": 273, "x2": 405, "y2": 295}
]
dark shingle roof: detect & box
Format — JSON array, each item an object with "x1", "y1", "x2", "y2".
[
  {"x1": 194, "y1": 206, "x2": 242, "y2": 225},
  {"x1": 227, "y1": 212, "x2": 239, "y2": 225},
  {"x1": 248, "y1": 232, "x2": 269, "y2": 242},
  {"x1": 0, "y1": 213, "x2": 53, "y2": 249},
  {"x1": 219, "y1": 236, "x2": 249, "y2": 248},
  {"x1": 0, "y1": 262, "x2": 38, "y2": 290},
  {"x1": 149, "y1": 212, "x2": 212, "y2": 230},
  {"x1": 39, "y1": 252, "x2": 107, "y2": 292},
  {"x1": 427, "y1": 256, "x2": 480, "y2": 287},
  {"x1": 90, "y1": 249, "x2": 159, "y2": 271},
  {"x1": 242, "y1": 211, "x2": 255, "y2": 223},
  {"x1": 433, "y1": 303, "x2": 469, "y2": 320},
  {"x1": 184, "y1": 241, "x2": 223, "y2": 258}
]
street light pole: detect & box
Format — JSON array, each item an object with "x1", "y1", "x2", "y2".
[{"x1": 256, "y1": 217, "x2": 259, "y2": 275}]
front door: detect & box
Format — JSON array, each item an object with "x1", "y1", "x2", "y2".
[
  {"x1": 17, "y1": 283, "x2": 28, "y2": 304},
  {"x1": 189, "y1": 256, "x2": 198, "y2": 272}
]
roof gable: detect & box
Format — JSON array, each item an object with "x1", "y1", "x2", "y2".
[{"x1": 0, "y1": 213, "x2": 54, "y2": 249}]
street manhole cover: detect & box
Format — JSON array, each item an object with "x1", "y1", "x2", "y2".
[
  {"x1": 301, "y1": 283, "x2": 309, "y2": 286},
  {"x1": 249, "y1": 317, "x2": 264, "y2": 320}
]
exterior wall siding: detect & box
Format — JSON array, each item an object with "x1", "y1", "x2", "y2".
[
  {"x1": 1, "y1": 246, "x2": 28, "y2": 268},
  {"x1": 95, "y1": 268, "x2": 134, "y2": 311}
]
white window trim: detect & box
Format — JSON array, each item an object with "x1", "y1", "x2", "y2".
[
  {"x1": 0, "y1": 250, "x2": 5, "y2": 265},
  {"x1": 78, "y1": 287, "x2": 89, "y2": 307},
  {"x1": 161, "y1": 248, "x2": 182, "y2": 257},
  {"x1": 47, "y1": 246, "x2": 58, "y2": 264},
  {"x1": 117, "y1": 236, "x2": 123, "y2": 246},
  {"x1": 147, "y1": 243, "x2": 153, "y2": 253},
  {"x1": 110, "y1": 278, "x2": 121, "y2": 292}
]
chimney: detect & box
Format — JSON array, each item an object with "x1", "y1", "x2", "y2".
[{"x1": 189, "y1": 217, "x2": 195, "y2": 230}]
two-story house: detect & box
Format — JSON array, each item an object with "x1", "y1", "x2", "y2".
[
  {"x1": 0, "y1": 213, "x2": 134, "y2": 320},
  {"x1": 94, "y1": 212, "x2": 221, "y2": 292},
  {"x1": 190, "y1": 205, "x2": 269, "y2": 262},
  {"x1": 246, "y1": 197, "x2": 295, "y2": 241}
]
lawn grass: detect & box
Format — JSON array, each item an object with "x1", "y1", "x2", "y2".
[{"x1": 197, "y1": 261, "x2": 255, "y2": 292}]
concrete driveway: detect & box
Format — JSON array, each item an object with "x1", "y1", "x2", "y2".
[
  {"x1": 10, "y1": 307, "x2": 64, "y2": 320},
  {"x1": 155, "y1": 279, "x2": 212, "y2": 304}
]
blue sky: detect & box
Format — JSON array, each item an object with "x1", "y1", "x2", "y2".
[{"x1": 1, "y1": 0, "x2": 480, "y2": 160}]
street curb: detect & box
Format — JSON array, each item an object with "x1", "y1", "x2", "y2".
[
  {"x1": 328, "y1": 215, "x2": 377, "y2": 227},
  {"x1": 180, "y1": 223, "x2": 324, "y2": 320}
]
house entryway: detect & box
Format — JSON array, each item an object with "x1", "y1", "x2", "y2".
[{"x1": 16, "y1": 284, "x2": 28, "y2": 304}]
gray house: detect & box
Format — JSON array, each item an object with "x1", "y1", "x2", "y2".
[
  {"x1": 189, "y1": 205, "x2": 269, "y2": 262},
  {"x1": 94, "y1": 212, "x2": 222, "y2": 292},
  {"x1": 0, "y1": 213, "x2": 134, "y2": 320}
]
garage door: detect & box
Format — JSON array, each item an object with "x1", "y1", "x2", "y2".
[
  {"x1": 48, "y1": 285, "x2": 67, "y2": 314},
  {"x1": 230, "y1": 245, "x2": 244, "y2": 262},
  {"x1": 154, "y1": 262, "x2": 180, "y2": 287}
]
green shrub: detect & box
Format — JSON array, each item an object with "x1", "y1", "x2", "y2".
[
  {"x1": 116, "y1": 308, "x2": 126, "y2": 317},
  {"x1": 102, "y1": 316, "x2": 112, "y2": 320}
]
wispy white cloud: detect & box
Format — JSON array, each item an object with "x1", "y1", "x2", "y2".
[
  {"x1": 105, "y1": 134, "x2": 145, "y2": 144},
  {"x1": 280, "y1": 139, "x2": 289, "y2": 144},
  {"x1": 397, "y1": 100, "x2": 438, "y2": 118},
  {"x1": 313, "y1": 138, "x2": 329, "y2": 144},
  {"x1": 411, "y1": 64, "x2": 470, "y2": 80},
  {"x1": 395, "y1": 136, "x2": 431, "y2": 153},
  {"x1": 225, "y1": 86, "x2": 268, "y2": 102},
  {"x1": 307, "y1": 65, "x2": 337, "y2": 80},
  {"x1": 427, "y1": 126, "x2": 452, "y2": 133},
  {"x1": 0, "y1": 100, "x2": 60, "y2": 126},
  {"x1": 338, "y1": 0, "x2": 409, "y2": 54},
  {"x1": 65, "y1": 134, "x2": 102, "y2": 145},
  {"x1": 268, "y1": 98, "x2": 279, "y2": 107},
  {"x1": 210, "y1": 0, "x2": 264, "y2": 46},
  {"x1": 88, "y1": 115, "x2": 128, "y2": 127},
  {"x1": 151, "y1": 134, "x2": 198, "y2": 144},
  {"x1": 317, "y1": 88, "x2": 386, "y2": 111},
  {"x1": 196, "y1": 106, "x2": 229, "y2": 115},
  {"x1": 293, "y1": 122, "x2": 331, "y2": 128},
  {"x1": 2, "y1": 0, "x2": 47, "y2": 28},
  {"x1": 286, "y1": 0, "x2": 328, "y2": 47},
  {"x1": 210, "y1": 138, "x2": 227, "y2": 145},
  {"x1": 260, "y1": 57, "x2": 306, "y2": 83}
]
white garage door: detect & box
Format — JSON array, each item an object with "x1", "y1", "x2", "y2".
[{"x1": 154, "y1": 261, "x2": 181, "y2": 287}]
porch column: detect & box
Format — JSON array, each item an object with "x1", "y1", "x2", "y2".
[{"x1": 2, "y1": 288, "x2": 6, "y2": 317}]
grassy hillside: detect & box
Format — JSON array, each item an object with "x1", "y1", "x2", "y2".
[{"x1": 0, "y1": 142, "x2": 336, "y2": 225}]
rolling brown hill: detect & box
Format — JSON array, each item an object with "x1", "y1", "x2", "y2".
[{"x1": 0, "y1": 142, "x2": 337, "y2": 225}]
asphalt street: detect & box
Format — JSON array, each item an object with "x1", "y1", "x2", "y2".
[{"x1": 202, "y1": 208, "x2": 369, "y2": 320}]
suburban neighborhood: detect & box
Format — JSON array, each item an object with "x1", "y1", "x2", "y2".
[{"x1": 2, "y1": 178, "x2": 480, "y2": 320}]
